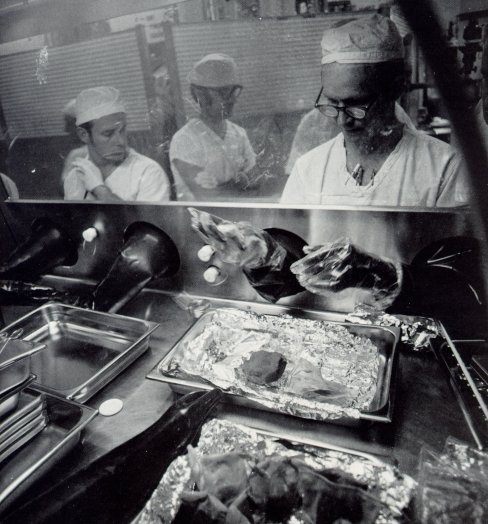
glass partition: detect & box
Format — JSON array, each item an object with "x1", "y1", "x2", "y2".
[{"x1": 0, "y1": 0, "x2": 482, "y2": 207}]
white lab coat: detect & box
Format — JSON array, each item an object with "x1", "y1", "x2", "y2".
[
  {"x1": 64, "y1": 148, "x2": 171, "y2": 201},
  {"x1": 281, "y1": 127, "x2": 469, "y2": 207},
  {"x1": 169, "y1": 118, "x2": 256, "y2": 189}
]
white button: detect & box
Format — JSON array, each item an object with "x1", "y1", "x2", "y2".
[
  {"x1": 197, "y1": 245, "x2": 215, "y2": 262},
  {"x1": 203, "y1": 266, "x2": 220, "y2": 283},
  {"x1": 82, "y1": 227, "x2": 98, "y2": 242},
  {"x1": 99, "y1": 398, "x2": 123, "y2": 417}
]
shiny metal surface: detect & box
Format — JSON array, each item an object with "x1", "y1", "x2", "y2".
[
  {"x1": 0, "y1": 415, "x2": 46, "y2": 460},
  {"x1": 0, "y1": 375, "x2": 36, "y2": 420},
  {"x1": 148, "y1": 302, "x2": 399, "y2": 426},
  {"x1": 0, "y1": 390, "x2": 98, "y2": 513},
  {"x1": 0, "y1": 338, "x2": 45, "y2": 397},
  {"x1": 435, "y1": 331, "x2": 488, "y2": 449},
  {"x1": 0, "y1": 201, "x2": 475, "y2": 313},
  {"x1": 0, "y1": 393, "x2": 44, "y2": 438},
  {"x1": 1, "y1": 303, "x2": 159, "y2": 402}
]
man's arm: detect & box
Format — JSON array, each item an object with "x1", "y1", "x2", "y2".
[
  {"x1": 90, "y1": 185, "x2": 123, "y2": 201},
  {"x1": 64, "y1": 169, "x2": 88, "y2": 200},
  {"x1": 64, "y1": 158, "x2": 123, "y2": 201},
  {"x1": 172, "y1": 159, "x2": 207, "y2": 192}
]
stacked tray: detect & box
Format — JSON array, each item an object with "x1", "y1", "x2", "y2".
[
  {"x1": 0, "y1": 390, "x2": 47, "y2": 465},
  {"x1": 0, "y1": 388, "x2": 98, "y2": 513},
  {"x1": 0, "y1": 334, "x2": 46, "y2": 419}
]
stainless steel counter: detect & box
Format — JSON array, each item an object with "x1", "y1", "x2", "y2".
[{"x1": 0, "y1": 290, "x2": 477, "y2": 519}]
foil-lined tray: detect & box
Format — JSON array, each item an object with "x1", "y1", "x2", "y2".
[
  {"x1": 134, "y1": 418, "x2": 416, "y2": 524},
  {"x1": 148, "y1": 308, "x2": 399, "y2": 425}
]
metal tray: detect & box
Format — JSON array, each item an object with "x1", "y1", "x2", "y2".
[
  {"x1": 0, "y1": 337, "x2": 45, "y2": 398},
  {"x1": 0, "y1": 391, "x2": 43, "y2": 435},
  {"x1": 0, "y1": 389, "x2": 98, "y2": 513},
  {"x1": 0, "y1": 404, "x2": 44, "y2": 447},
  {"x1": 135, "y1": 418, "x2": 415, "y2": 524},
  {"x1": 2, "y1": 303, "x2": 159, "y2": 402},
  {"x1": 0, "y1": 375, "x2": 36, "y2": 419},
  {"x1": 0, "y1": 416, "x2": 46, "y2": 459},
  {"x1": 148, "y1": 305, "x2": 399, "y2": 425}
]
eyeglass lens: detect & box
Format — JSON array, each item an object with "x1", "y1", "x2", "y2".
[{"x1": 322, "y1": 105, "x2": 367, "y2": 119}]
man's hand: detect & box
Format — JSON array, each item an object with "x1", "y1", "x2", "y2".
[
  {"x1": 71, "y1": 158, "x2": 104, "y2": 192},
  {"x1": 195, "y1": 170, "x2": 218, "y2": 189},
  {"x1": 290, "y1": 239, "x2": 401, "y2": 307},
  {"x1": 189, "y1": 208, "x2": 285, "y2": 270}
]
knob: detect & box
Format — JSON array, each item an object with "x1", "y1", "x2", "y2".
[
  {"x1": 82, "y1": 227, "x2": 98, "y2": 242},
  {"x1": 198, "y1": 244, "x2": 215, "y2": 262}
]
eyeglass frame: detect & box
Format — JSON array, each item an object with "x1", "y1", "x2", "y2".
[
  {"x1": 314, "y1": 86, "x2": 377, "y2": 120},
  {"x1": 203, "y1": 85, "x2": 243, "y2": 101}
]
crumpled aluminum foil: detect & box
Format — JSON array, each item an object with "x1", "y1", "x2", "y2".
[
  {"x1": 134, "y1": 418, "x2": 416, "y2": 524},
  {"x1": 345, "y1": 304, "x2": 439, "y2": 351},
  {"x1": 162, "y1": 308, "x2": 382, "y2": 421}
]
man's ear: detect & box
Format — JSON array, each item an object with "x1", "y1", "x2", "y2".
[{"x1": 77, "y1": 126, "x2": 90, "y2": 145}]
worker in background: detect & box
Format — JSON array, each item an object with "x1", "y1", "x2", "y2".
[
  {"x1": 63, "y1": 86, "x2": 171, "y2": 201},
  {"x1": 169, "y1": 53, "x2": 257, "y2": 201},
  {"x1": 281, "y1": 14, "x2": 469, "y2": 207}
]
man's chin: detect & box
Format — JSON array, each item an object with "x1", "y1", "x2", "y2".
[{"x1": 342, "y1": 128, "x2": 365, "y2": 141}]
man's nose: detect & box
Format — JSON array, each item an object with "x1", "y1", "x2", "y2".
[
  {"x1": 336, "y1": 108, "x2": 353, "y2": 126},
  {"x1": 113, "y1": 130, "x2": 127, "y2": 146}
]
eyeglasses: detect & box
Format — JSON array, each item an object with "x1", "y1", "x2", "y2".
[
  {"x1": 207, "y1": 85, "x2": 243, "y2": 101},
  {"x1": 314, "y1": 87, "x2": 376, "y2": 120}
]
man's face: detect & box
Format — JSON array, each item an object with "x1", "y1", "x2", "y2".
[
  {"x1": 320, "y1": 63, "x2": 391, "y2": 145},
  {"x1": 196, "y1": 86, "x2": 240, "y2": 120},
  {"x1": 81, "y1": 112, "x2": 128, "y2": 165}
]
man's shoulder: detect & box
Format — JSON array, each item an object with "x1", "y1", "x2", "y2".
[
  {"x1": 403, "y1": 127, "x2": 456, "y2": 158},
  {"x1": 171, "y1": 119, "x2": 201, "y2": 142},
  {"x1": 294, "y1": 134, "x2": 341, "y2": 168},
  {"x1": 226, "y1": 119, "x2": 250, "y2": 138},
  {"x1": 126, "y1": 149, "x2": 164, "y2": 172}
]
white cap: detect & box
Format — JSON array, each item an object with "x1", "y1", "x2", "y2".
[
  {"x1": 321, "y1": 14, "x2": 404, "y2": 65},
  {"x1": 188, "y1": 53, "x2": 239, "y2": 88},
  {"x1": 75, "y1": 86, "x2": 126, "y2": 126}
]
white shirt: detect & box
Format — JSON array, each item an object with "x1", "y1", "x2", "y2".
[
  {"x1": 285, "y1": 103, "x2": 417, "y2": 175},
  {"x1": 64, "y1": 147, "x2": 171, "y2": 201},
  {"x1": 169, "y1": 118, "x2": 256, "y2": 189},
  {"x1": 281, "y1": 128, "x2": 469, "y2": 207}
]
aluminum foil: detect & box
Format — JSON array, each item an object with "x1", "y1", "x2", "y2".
[
  {"x1": 164, "y1": 308, "x2": 382, "y2": 421},
  {"x1": 416, "y1": 438, "x2": 488, "y2": 522},
  {"x1": 134, "y1": 418, "x2": 416, "y2": 524},
  {"x1": 345, "y1": 304, "x2": 439, "y2": 352}
]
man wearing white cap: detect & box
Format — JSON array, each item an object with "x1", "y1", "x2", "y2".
[
  {"x1": 64, "y1": 86, "x2": 171, "y2": 201},
  {"x1": 281, "y1": 14, "x2": 469, "y2": 207},
  {"x1": 169, "y1": 53, "x2": 256, "y2": 200}
]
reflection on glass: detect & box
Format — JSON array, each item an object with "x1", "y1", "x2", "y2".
[{"x1": 0, "y1": 0, "x2": 480, "y2": 207}]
